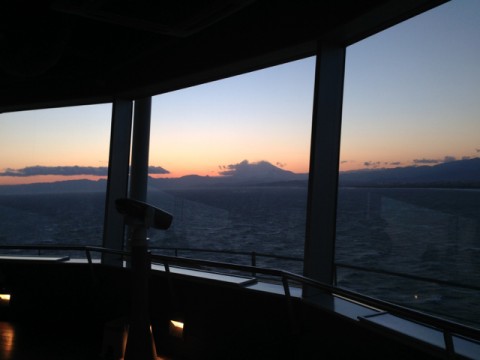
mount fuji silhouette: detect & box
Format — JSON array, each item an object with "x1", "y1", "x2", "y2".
[{"x1": 1, "y1": 158, "x2": 479, "y2": 195}]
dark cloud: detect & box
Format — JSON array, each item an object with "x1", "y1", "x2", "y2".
[
  {"x1": 276, "y1": 162, "x2": 286, "y2": 168},
  {"x1": 341, "y1": 160, "x2": 348, "y2": 164},
  {"x1": 219, "y1": 160, "x2": 250, "y2": 176},
  {"x1": 462, "y1": 156, "x2": 471, "y2": 160},
  {"x1": 389, "y1": 161, "x2": 401, "y2": 166},
  {"x1": 364, "y1": 161, "x2": 381, "y2": 167},
  {"x1": 476, "y1": 149, "x2": 480, "y2": 153},
  {"x1": 443, "y1": 156, "x2": 456, "y2": 163},
  {"x1": 413, "y1": 158, "x2": 440, "y2": 165},
  {"x1": 0, "y1": 165, "x2": 169, "y2": 177},
  {"x1": 148, "y1": 166, "x2": 169, "y2": 174},
  {"x1": 0, "y1": 165, "x2": 109, "y2": 177},
  {"x1": 218, "y1": 160, "x2": 287, "y2": 177}
]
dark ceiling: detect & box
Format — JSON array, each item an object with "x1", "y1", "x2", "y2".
[{"x1": 0, "y1": 0, "x2": 445, "y2": 112}]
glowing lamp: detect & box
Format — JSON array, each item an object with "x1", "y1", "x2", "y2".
[
  {"x1": 0, "y1": 294, "x2": 11, "y2": 305},
  {"x1": 169, "y1": 320, "x2": 184, "y2": 338}
]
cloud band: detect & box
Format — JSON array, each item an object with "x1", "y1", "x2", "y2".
[{"x1": 0, "y1": 165, "x2": 169, "y2": 177}]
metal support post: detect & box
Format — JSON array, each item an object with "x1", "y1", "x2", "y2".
[{"x1": 124, "y1": 97, "x2": 157, "y2": 360}]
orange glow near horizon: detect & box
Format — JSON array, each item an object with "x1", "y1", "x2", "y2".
[
  {"x1": 3, "y1": 151, "x2": 479, "y2": 185},
  {"x1": 150, "y1": 158, "x2": 310, "y2": 179},
  {"x1": 0, "y1": 175, "x2": 107, "y2": 186},
  {"x1": 0, "y1": 157, "x2": 312, "y2": 185},
  {"x1": 0, "y1": 161, "x2": 310, "y2": 186}
]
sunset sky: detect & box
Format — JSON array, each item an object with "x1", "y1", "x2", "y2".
[{"x1": 0, "y1": 0, "x2": 479, "y2": 185}]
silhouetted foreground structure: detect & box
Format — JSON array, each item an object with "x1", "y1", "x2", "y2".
[{"x1": 1, "y1": 1, "x2": 479, "y2": 359}]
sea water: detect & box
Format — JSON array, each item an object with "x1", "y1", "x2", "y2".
[{"x1": 0, "y1": 187, "x2": 479, "y2": 328}]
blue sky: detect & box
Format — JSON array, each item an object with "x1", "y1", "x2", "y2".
[{"x1": 341, "y1": 0, "x2": 480, "y2": 169}]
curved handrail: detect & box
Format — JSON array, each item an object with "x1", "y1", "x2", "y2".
[
  {"x1": 149, "y1": 245, "x2": 302, "y2": 262},
  {"x1": 1, "y1": 243, "x2": 479, "y2": 294},
  {"x1": 0, "y1": 244, "x2": 479, "y2": 345},
  {"x1": 136, "y1": 248, "x2": 480, "y2": 347},
  {"x1": 0, "y1": 243, "x2": 478, "y2": 294},
  {"x1": 335, "y1": 262, "x2": 480, "y2": 292},
  {"x1": 150, "y1": 246, "x2": 480, "y2": 297}
]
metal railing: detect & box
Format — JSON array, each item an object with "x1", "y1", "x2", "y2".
[
  {"x1": 149, "y1": 246, "x2": 303, "y2": 277},
  {"x1": 0, "y1": 244, "x2": 479, "y2": 357},
  {"x1": 1, "y1": 243, "x2": 478, "y2": 297},
  {"x1": 144, "y1": 250, "x2": 480, "y2": 342},
  {"x1": 335, "y1": 262, "x2": 480, "y2": 292},
  {"x1": 150, "y1": 246, "x2": 480, "y2": 298},
  {"x1": 11, "y1": 242, "x2": 468, "y2": 291}
]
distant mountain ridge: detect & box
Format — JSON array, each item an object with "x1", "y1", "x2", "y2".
[
  {"x1": 0, "y1": 158, "x2": 479, "y2": 195},
  {"x1": 339, "y1": 157, "x2": 480, "y2": 187},
  {"x1": 149, "y1": 160, "x2": 307, "y2": 190},
  {"x1": 0, "y1": 179, "x2": 108, "y2": 195},
  {"x1": 0, "y1": 161, "x2": 307, "y2": 195}
]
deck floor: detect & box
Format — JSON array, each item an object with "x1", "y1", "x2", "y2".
[
  {"x1": 0, "y1": 321, "x2": 176, "y2": 360},
  {"x1": 0, "y1": 320, "x2": 105, "y2": 359}
]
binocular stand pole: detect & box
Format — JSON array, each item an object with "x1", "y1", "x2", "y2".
[{"x1": 124, "y1": 225, "x2": 157, "y2": 360}]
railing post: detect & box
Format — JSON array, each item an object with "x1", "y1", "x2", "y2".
[
  {"x1": 444, "y1": 331, "x2": 454, "y2": 359},
  {"x1": 147, "y1": 250, "x2": 152, "y2": 270},
  {"x1": 333, "y1": 264, "x2": 337, "y2": 286},
  {"x1": 251, "y1": 251, "x2": 256, "y2": 277},
  {"x1": 85, "y1": 248, "x2": 92, "y2": 265},
  {"x1": 85, "y1": 248, "x2": 97, "y2": 285},
  {"x1": 282, "y1": 276, "x2": 297, "y2": 335}
]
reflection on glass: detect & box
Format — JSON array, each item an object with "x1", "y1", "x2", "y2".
[
  {"x1": 147, "y1": 58, "x2": 315, "y2": 274},
  {"x1": 0, "y1": 104, "x2": 111, "y2": 256},
  {"x1": 337, "y1": 0, "x2": 480, "y2": 328}
]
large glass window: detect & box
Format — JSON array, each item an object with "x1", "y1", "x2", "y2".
[
  {"x1": 0, "y1": 104, "x2": 111, "y2": 255},
  {"x1": 336, "y1": 1, "x2": 480, "y2": 328},
  {"x1": 147, "y1": 58, "x2": 315, "y2": 273}
]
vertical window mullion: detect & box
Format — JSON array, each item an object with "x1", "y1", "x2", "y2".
[
  {"x1": 303, "y1": 43, "x2": 346, "y2": 290},
  {"x1": 102, "y1": 99, "x2": 133, "y2": 266}
]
